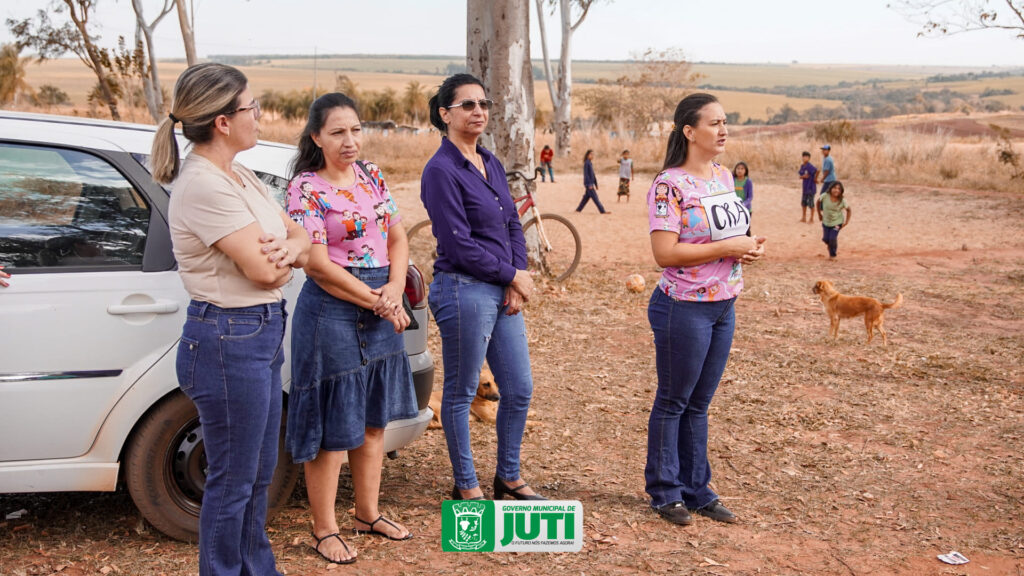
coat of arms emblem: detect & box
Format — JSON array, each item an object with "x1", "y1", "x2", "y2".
[{"x1": 448, "y1": 502, "x2": 487, "y2": 551}]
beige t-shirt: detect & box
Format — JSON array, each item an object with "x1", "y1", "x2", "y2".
[{"x1": 169, "y1": 153, "x2": 287, "y2": 308}]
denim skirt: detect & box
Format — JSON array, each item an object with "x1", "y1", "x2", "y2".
[{"x1": 285, "y1": 267, "x2": 418, "y2": 463}]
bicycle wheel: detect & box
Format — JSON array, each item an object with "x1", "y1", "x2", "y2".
[
  {"x1": 521, "y1": 213, "x2": 581, "y2": 282},
  {"x1": 406, "y1": 218, "x2": 437, "y2": 285}
]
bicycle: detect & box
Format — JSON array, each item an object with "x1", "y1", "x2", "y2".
[{"x1": 407, "y1": 168, "x2": 582, "y2": 283}]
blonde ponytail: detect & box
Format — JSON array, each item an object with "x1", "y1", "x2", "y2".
[{"x1": 148, "y1": 63, "x2": 248, "y2": 185}]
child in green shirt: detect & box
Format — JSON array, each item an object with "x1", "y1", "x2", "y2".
[{"x1": 817, "y1": 181, "x2": 851, "y2": 259}]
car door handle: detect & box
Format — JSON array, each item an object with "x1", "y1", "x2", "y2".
[{"x1": 108, "y1": 300, "x2": 180, "y2": 315}]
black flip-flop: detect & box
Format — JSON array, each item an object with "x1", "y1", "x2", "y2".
[
  {"x1": 352, "y1": 515, "x2": 414, "y2": 541},
  {"x1": 312, "y1": 532, "x2": 356, "y2": 564}
]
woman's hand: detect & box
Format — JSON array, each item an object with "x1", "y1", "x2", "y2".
[
  {"x1": 740, "y1": 236, "x2": 767, "y2": 264},
  {"x1": 381, "y1": 303, "x2": 411, "y2": 333},
  {"x1": 509, "y1": 269, "x2": 534, "y2": 302},
  {"x1": 720, "y1": 235, "x2": 758, "y2": 259},
  {"x1": 504, "y1": 286, "x2": 524, "y2": 315},
  {"x1": 0, "y1": 265, "x2": 10, "y2": 288},
  {"x1": 259, "y1": 233, "x2": 300, "y2": 269},
  {"x1": 372, "y1": 280, "x2": 405, "y2": 318}
]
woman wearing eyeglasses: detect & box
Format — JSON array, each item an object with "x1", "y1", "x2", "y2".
[
  {"x1": 153, "y1": 63, "x2": 310, "y2": 575},
  {"x1": 421, "y1": 73, "x2": 545, "y2": 502}
]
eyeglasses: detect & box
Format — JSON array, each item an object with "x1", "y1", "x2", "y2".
[
  {"x1": 227, "y1": 99, "x2": 261, "y2": 120},
  {"x1": 444, "y1": 99, "x2": 493, "y2": 112}
]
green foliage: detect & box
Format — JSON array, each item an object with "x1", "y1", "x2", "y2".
[
  {"x1": 363, "y1": 88, "x2": 399, "y2": 122},
  {"x1": 6, "y1": 2, "x2": 120, "y2": 118},
  {"x1": 260, "y1": 88, "x2": 315, "y2": 121},
  {"x1": 32, "y1": 84, "x2": 70, "y2": 106},
  {"x1": 0, "y1": 43, "x2": 32, "y2": 104}
]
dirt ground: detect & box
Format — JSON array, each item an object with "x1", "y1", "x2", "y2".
[{"x1": 2, "y1": 168, "x2": 1022, "y2": 576}]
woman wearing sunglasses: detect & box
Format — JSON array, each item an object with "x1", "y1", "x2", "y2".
[
  {"x1": 153, "y1": 63, "x2": 310, "y2": 575},
  {"x1": 421, "y1": 73, "x2": 545, "y2": 501}
]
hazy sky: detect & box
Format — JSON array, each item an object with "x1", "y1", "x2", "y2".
[{"x1": 1, "y1": 0, "x2": 1020, "y2": 67}]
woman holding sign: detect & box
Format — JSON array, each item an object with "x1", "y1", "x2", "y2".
[{"x1": 644, "y1": 93, "x2": 765, "y2": 526}]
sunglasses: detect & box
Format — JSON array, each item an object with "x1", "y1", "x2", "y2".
[
  {"x1": 444, "y1": 98, "x2": 493, "y2": 112},
  {"x1": 227, "y1": 99, "x2": 262, "y2": 120}
]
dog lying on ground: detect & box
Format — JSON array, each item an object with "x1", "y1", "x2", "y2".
[
  {"x1": 428, "y1": 367, "x2": 501, "y2": 429},
  {"x1": 812, "y1": 279, "x2": 903, "y2": 346}
]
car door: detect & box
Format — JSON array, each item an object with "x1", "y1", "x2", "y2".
[{"x1": 0, "y1": 140, "x2": 185, "y2": 462}]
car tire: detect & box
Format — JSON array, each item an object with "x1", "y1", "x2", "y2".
[{"x1": 124, "y1": 391, "x2": 300, "y2": 542}]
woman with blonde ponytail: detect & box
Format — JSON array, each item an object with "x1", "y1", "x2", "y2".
[{"x1": 155, "y1": 62, "x2": 310, "y2": 576}]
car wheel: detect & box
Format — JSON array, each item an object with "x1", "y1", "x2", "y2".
[{"x1": 124, "y1": 391, "x2": 300, "y2": 542}]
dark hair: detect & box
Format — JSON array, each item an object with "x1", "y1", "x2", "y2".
[
  {"x1": 428, "y1": 73, "x2": 486, "y2": 133},
  {"x1": 622, "y1": 149, "x2": 630, "y2": 155},
  {"x1": 828, "y1": 180, "x2": 845, "y2": 199},
  {"x1": 732, "y1": 161, "x2": 749, "y2": 178},
  {"x1": 662, "y1": 92, "x2": 719, "y2": 171},
  {"x1": 151, "y1": 63, "x2": 248, "y2": 183},
  {"x1": 543, "y1": 144, "x2": 551, "y2": 149},
  {"x1": 584, "y1": 149, "x2": 593, "y2": 162},
  {"x1": 290, "y1": 92, "x2": 360, "y2": 178},
  {"x1": 802, "y1": 151, "x2": 811, "y2": 157}
]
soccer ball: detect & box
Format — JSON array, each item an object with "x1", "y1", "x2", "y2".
[{"x1": 625, "y1": 274, "x2": 646, "y2": 293}]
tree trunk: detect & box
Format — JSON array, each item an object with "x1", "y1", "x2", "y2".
[
  {"x1": 132, "y1": 0, "x2": 174, "y2": 123},
  {"x1": 63, "y1": 0, "x2": 119, "y2": 120},
  {"x1": 553, "y1": 0, "x2": 573, "y2": 157},
  {"x1": 467, "y1": 0, "x2": 538, "y2": 252},
  {"x1": 467, "y1": 0, "x2": 535, "y2": 175},
  {"x1": 174, "y1": 0, "x2": 197, "y2": 67},
  {"x1": 534, "y1": 0, "x2": 560, "y2": 124}
]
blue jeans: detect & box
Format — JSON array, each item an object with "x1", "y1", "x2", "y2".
[
  {"x1": 176, "y1": 300, "x2": 286, "y2": 576},
  {"x1": 541, "y1": 161, "x2": 554, "y2": 182},
  {"x1": 428, "y1": 271, "x2": 534, "y2": 490},
  {"x1": 576, "y1": 187, "x2": 607, "y2": 213},
  {"x1": 822, "y1": 224, "x2": 841, "y2": 257},
  {"x1": 645, "y1": 290, "x2": 735, "y2": 509}
]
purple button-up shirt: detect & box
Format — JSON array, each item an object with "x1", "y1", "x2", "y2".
[{"x1": 420, "y1": 138, "x2": 527, "y2": 285}]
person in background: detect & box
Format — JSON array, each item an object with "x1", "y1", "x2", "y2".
[
  {"x1": 576, "y1": 149, "x2": 610, "y2": 214},
  {"x1": 799, "y1": 151, "x2": 818, "y2": 223},
  {"x1": 153, "y1": 62, "x2": 311, "y2": 576},
  {"x1": 0, "y1": 266, "x2": 10, "y2": 287},
  {"x1": 618, "y1": 149, "x2": 634, "y2": 203},
  {"x1": 645, "y1": 92, "x2": 765, "y2": 528},
  {"x1": 539, "y1": 144, "x2": 555, "y2": 183},
  {"x1": 818, "y1": 144, "x2": 836, "y2": 195},
  {"x1": 732, "y1": 161, "x2": 753, "y2": 234},
  {"x1": 421, "y1": 73, "x2": 546, "y2": 502},
  {"x1": 817, "y1": 180, "x2": 851, "y2": 260},
  {"x1": 285, "y1": 93, "x2": 418, "y2": 565}
]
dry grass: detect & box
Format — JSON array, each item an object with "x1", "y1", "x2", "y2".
[{"x1": 5, "y1": 95, "x2": 1022, "y2": 194}]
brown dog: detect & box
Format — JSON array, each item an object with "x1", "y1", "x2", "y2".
[
  {"x1": 428, "y1": 367, "x2": 501, "y2": 429},
  {"x1": 813, "y1": 280, "x2": 903, "y2": 346}
]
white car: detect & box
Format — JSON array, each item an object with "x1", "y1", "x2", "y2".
[{"x1": 0, "y1": 111, "x2": 434, "y2": 541}]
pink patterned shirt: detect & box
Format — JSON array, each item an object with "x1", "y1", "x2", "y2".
[
  {"x1": 647, "y1": 164, "x2": 749, "y2": 302},
  {"x1": 287, "y1": 161, "x2": 401, "y2": 268}
]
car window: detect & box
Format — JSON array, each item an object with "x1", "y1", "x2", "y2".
[
  {"x1": 0, "y1": 143, "x2": 150, "y2": 269},
  {"x1": 131, "y1": 152, "x2": 289, "y2": 209},
  {"x1": 255, "y1": 171, "x2": 289, "y2": 208}
]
